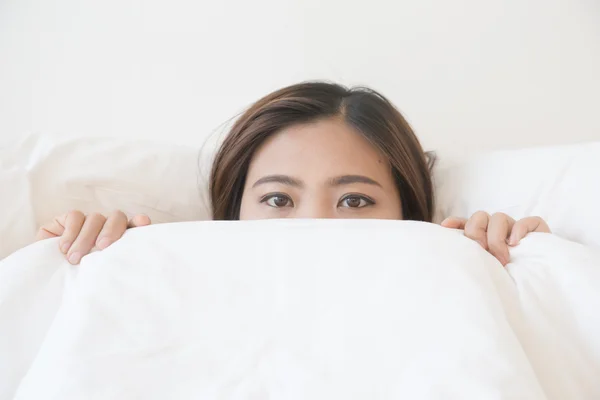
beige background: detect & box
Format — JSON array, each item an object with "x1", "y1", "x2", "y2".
[{"x1": 0, "y1": 0, "x2": 598, "y2": 161}]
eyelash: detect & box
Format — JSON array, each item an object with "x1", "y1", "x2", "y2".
[
  {"x1": 259, "y1": 193, "x2": 376, "y2": 209},
  {"x1": 338, "y1": 193, "x2": 375, "y2": 209},
  {"x1": 260, "y1": 193, "x2": 294, "y2": 208}
]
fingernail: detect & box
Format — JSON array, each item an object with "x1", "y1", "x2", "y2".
[
  {"x1": 508, "y1": 237, "x2": 518, "y2": 246},
  {"x1": 68, "y1": 252, "x2": 81, "y2": 265},
  {"x1": 60, "y1": 242, "x2": 70, "y2": 253},
  {"x1": 97, "y1": 237, "x2": 110, "y2": 249}
]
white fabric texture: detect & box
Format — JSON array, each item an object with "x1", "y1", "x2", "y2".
[
  {"x1": 1, "y1": 220, "x2": 599, "y2": 399},
  {"x1": 1, "y1": 135, "x2": 599, "y2": 260},
  {"x1": 0, "y1": 133, "x2": 210, "y2": 258},
  {"x1": 434, "y1": 141, "x2": 600, "y2": 248}
]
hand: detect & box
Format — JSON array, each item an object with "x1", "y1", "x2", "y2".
[
  {"x1": 441, "y1": 212, "x2": 551, "y2": 266},
  {"x1": 36, "y1": 211, "x2": 151, "y2": 264}
]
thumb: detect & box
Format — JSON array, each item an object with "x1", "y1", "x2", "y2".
[
  {"x1": 35, "y1": 215, "x2": 67, "y2": 241},
  {"x1": 441, "y1": 216, "x2": 467, "y2": 230},
  {"x1": 127, "y1": 214, "x2": 151, "y2": 228},
  {"x1": 508, "y1": 216, "x2": 550, "y2": 246}
]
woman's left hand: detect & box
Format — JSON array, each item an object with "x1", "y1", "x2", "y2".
[{"x1": 441, "y1": 212, "x2": 551, "y2": 266}]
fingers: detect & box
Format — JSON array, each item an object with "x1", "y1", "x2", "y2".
[
  {"x1": 36, "y1": 216, "x2": 66, "y2": 241},
  {"x1": 508, "y1": 216, "x2": 551, "y2": 246},
  {"x1": 450, "y1": 212, "x2": 549, "y2": 267},
  {"x1": 463, "y1": 211, "x2": 490, "y2": 250},
  {"x1": 58, "y1": 211, "x2": 85, "y2": 254},
  {"x1": 486, "y1": 212, "x2": 515, "y2": 266},
  {"x1": 37, "y1": 210, "x2": 151, "y2": 265},
  {"x1": 95, "y1": 212, "x2": 151, "y2": 250},
  {"x1": 440, "y1": 217, "x2": 467, "y2": 230},
  {"x1": 97, "y1": 213, "x2": 151, "y2": 250},
  {"x1": 66, "y1": 213, "x2": 106, "y2": 265},
  {"x1": 96, "y1": 211, "x2": 128, "y2": 250},
  {"x1": 128, "y1": 214, "x2": 151, "y2": 228}
]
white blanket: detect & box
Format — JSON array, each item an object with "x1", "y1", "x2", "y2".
[{"x1": 1, "y1": 220, "x2": 599, "y2": 399}]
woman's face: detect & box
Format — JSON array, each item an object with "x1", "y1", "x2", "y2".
[{"x1": 239, "y1": 117, "x2": 403, "y2": 220}]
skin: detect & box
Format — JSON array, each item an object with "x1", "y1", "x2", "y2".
[
  {"x1": 36, "y1": 212, "x2": 150, "y2": 264},
  {"x1": 239, "y1": 118, "x2": 402, "y2": 220},
  {"x1": 36, "y1": 117, "x2": 550, "y2": 265}
]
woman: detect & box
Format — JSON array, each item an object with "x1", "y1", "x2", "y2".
[{"x1": 36, "y1": 82, "x2": 550, "y2": 265}]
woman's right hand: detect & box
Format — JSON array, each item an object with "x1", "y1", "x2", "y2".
[{"x1": 36, "y1": 211, "x2": 151, "y2": 264}]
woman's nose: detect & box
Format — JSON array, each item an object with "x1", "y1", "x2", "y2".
[{"x1": 294, "y1": 202, "x2": 336, "y2": 219}]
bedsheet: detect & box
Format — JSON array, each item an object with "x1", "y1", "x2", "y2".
[{"x1": 0, "y1": 220, "x2": 599, "y2": 399}]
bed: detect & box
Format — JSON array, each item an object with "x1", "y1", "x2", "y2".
[{"x1": 0, "y1": 134, "x2": 599, "y2": 399}]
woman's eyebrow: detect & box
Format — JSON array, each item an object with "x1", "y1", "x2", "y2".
[
  {"x1": 252, "y1": 175, "x2": 304, "y2": 188},
  {"x1": 329, "y1": 175, "x2": 382, "y2": 187}
]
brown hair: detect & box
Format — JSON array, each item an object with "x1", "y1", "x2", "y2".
[{"x1": 210, "y1": 82, "x2": 435, "y2": 221}]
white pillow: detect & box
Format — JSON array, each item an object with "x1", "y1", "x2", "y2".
[
  {"x1": 0, "y1": 134, "x2": 210, "y2": 259},
  {"x1": 1, "y1": 134, "x2": 599, "y2": 259},
  {"x1": 434, "y1": 141, "x2": 600, "y2": 248}
]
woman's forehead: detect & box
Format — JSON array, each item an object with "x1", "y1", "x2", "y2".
[{"x1": 246, "y1": 118, "x2": 392, "y2": 182}]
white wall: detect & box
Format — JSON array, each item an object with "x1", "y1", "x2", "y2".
[{"x1": 1, "y1": 0, "x2": 599, "y2": 160}]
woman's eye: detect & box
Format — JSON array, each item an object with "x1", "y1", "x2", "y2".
[
  {"x1": 262, "y1": 194, "x2": 293, "y2": 208},
  {"x1": 339, "y1": 195, "x2": 374, "y2": 208}
]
